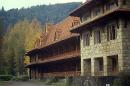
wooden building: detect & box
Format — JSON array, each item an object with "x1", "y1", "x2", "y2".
[
  {"x1": 70, "y1": 0, "x2": 130, "y2": 76},
  {"x1": 26, "y1": 17, "x2": 81, "y2": 79}
]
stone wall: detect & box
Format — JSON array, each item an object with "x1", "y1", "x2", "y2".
[
  {"x1": 80, "y1": 18, "x2": 124, "y2": 76},
  {"x1": 71, "y1": 76, "x2": 116, "y2": 86},
  {"x1": 122, "y1": 18, "x2": 130, "y2": 70}
]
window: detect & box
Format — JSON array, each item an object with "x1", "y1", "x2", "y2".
[
  {"x1": 95, "y1": 58, "x2": 103, "y2": 71},
  {"x1": 93, "y1": 7, "x2": 100, "y2": 16},
  {"x1": 107, "y1": 25, "x2": 117, "y2": 41},
  {"x1": 82, "y1": 12, "x2": 91, "y2": 22},
  {"x1": 54, "y1": 29, "x2": 62, "y2": 41},
  {"x1": 123, "y1": 0, "x2": 126, "y2": 5},
  {"x1": 72, "y1": 20, "x2": 80, "y2": 27},
  {"x1": 84, "y1": 59, "x2": 91, "y2": 75},
  {"x1": 124, "y1": 19, "x2": 128, "y2": 28},
  {"x1": 94, "y1": 30, "x2": 101, "y2": 44},
  {"x1": 82, "y1": 32, "x2": 90, "y2": 46},
  {"x1": 107, "y1": 55, "x2": 118, "y2": 72},
  {"x1": 106, "y1": 1, "x2": 117, "y2": 10}
]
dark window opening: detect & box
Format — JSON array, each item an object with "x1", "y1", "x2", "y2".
[
  {"x1": 106, "y1": 0, "x2": 117, "y2": 10},
  {"x1": 83, "y1": 32, "x2": 90, "y2": 46},
  {"x1": 94, "y1": 30, "x2": 101, "y2": 44},
  {"x1": 108, "y1": 55, "x2": 118, "y2": 72},
  {"x1": 84, "y1": 59, "x2": 91, "y2": 75},
  {"x1": 107, "y1": 25, "x2": 117, "y2": 41},
  {"x1": 94, "y1": 7, "x2": 101, "y2": 16},
  {"x1": 124, "y1": 19, "x2": 128, "y2": 28},
  {"x1": 95, "y1": 58, "x2": 103, "y2": 71},
  {"x1": 123, "y1": 0, "x2": 126, "y2": 5}
]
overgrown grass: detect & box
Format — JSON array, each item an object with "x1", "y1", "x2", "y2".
[
  {"x1": 113, "y1": 69, "x2": 130, "y2": 86},
  {"x1": 0, "y1": 81, "x2": 6, "y2": 86},
  {"x1": 42, "y1": 77, "x2": 72, "y2": 86}
]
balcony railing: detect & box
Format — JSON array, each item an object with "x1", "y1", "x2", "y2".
[
  {"x1": 108, "y1": 70, "x2": 118, "y2": 76},
  {"x1": 38, "y1": 50, "x2": 80, "y2": 63},
  {"x1": 94, "y1": 71, "x2": 104, "y2": 76},
  {"x1": 84, "y1": 71, "x2": 91, "y2": 76},
  {"x1": 27, "y1": 50, "x2": 80, "y2": 66},
  {"x1": 42, "y1": 71, "x2": 81, "y2": 77}
]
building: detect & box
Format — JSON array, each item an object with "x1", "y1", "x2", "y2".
[
  {"x1": 70, "y1": 0, "x2": 130, "y2": 76},
  {"x1": 26, "y1": 16, "x2": 81, "y2": 79}
]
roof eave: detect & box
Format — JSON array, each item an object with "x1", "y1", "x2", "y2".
[
  {"x1": 69, "y1": 0, "x2": 96, "y2": 17},
  {"x1": 70, "y1": 8, "x2": 130, "y2": 33}
]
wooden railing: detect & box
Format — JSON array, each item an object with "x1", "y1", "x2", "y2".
[
  {"x1": 38, "y1": 50, "x2": 80, "y2": 63},
  {"x1": 94, "y1": 71, "x2": 104, "y2": 76},
  {"x1": 108, "y1": 70, "x2": 118, "y2": 76},
  {"x1": 84, "y1": 71, "x2": 91, "y2": 76},
  {"x1": 42, "y1": 71, "x2": 81, "y2": 77}
]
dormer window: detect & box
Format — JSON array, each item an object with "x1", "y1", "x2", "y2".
[
  {"x1": 72, "y1": 20, "x2": 80, "y2": 27},
  {"x1": 54, "y1": 29, "x2": 62, "y2": 41}
]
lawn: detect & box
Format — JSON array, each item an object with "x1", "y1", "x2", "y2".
[{"x1": 0, "y1": 81, "x2": 5, "y2": 86}]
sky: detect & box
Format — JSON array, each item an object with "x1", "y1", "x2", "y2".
[{"x1": 0, "y1": 0, "x2": 85, "y2": 11}]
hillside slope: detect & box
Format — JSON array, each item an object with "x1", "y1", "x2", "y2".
[{"x1": 0, "y1": 2, "x2": 81, "y2": 31}]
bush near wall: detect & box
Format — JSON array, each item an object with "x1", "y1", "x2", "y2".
[
  {"x1": 113, "y1": 69, "x2": 130, "y2": 86},
  {"x1": 12, "y1": 75, "x2": 29, "y2": 81},
  {"x1": 0, "y1": 75, "x2": 13, "y2": 81}
]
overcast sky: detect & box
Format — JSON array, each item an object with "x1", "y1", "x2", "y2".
[{"x1": 0, "y1": 0, "x2": 85, "y2": 10}]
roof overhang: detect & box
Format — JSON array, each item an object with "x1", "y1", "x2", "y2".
[
  {"x1": 25, "y1": 34, "x2": 80, "y2": 56},
  {"x1": 70, "y1": 0, "x2": 103, "y2": 17},
  {"x1": 70, "y1": 8, "x2": 130, "y2": 33}
]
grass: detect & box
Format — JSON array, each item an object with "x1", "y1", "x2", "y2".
[
  {"x1": 52, "y1": 82, "x2": 65, "y2": 86},
  {"x1": 0, "y1": 81, "x2": 6, "y2": 86}
]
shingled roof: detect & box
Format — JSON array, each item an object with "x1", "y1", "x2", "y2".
[{"x1": 26, "y1": 16, "x2": 80, "y2": 55}]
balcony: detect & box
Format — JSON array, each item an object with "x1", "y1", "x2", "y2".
[
  {"x1": 42, "y1": 71, "x2": 81, "y2": 77},
  {"x1": 26, "y1": 50, "x2": 80, "y2": 67},
  {"x1": 94, "y1": 71, "x2": 104, "y2": 76},
  {"x1": 84, "y1": 71, "x2": 91, "y2": 76},
  {"x1": 38, "y1": 50, "x2": 80, "y2": 64},
  {"x1": 71, "y1": 6, "x2": 120, "y2": 32},
  {"x1": 108, "y1": 70, "x2": 118, "y2": 76}
]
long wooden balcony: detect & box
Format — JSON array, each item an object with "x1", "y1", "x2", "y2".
[
  {"x1": 108, "y1": 70, "x2": 118, "y2": 76},
  {"x1": 26, "y1": 50, "x2": 80, "y2": 67},
  {"x1": 42, "y1": 71, "x2": 81, "y2": 77},
  {"x1": 94, "y1": 71, "x2": 104, "y2": 76},
  {"x1": 38, "y1": 50, "x2": 80, "y2": 64}
]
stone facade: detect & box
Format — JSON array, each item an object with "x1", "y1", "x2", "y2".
[
  {"x1": 81, "y1": 19, "x2": 124, "y2": 76},
  {"x1": 70, "y1": 0, "x2": 130, "y2": 76}
]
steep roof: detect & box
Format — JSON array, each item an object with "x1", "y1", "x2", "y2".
[{"x1": 26, "y1": 16, "x2": 80, "y2": 55}]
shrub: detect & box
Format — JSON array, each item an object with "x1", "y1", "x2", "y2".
[
  {"x1": 46, "y1": 77, "x2": 59, "y2": 85},
  {"x1": 0, "y1": 75, "x2": 13, "y2": 81},
  {"x1": 65, "y1": 77, "x2": 73, "y2": 86},
  {"x1": 18, "y1": 75, "x2": 29, "y2": 81},
  {"x1": 113, "y1": 69, "x2": 130, "y2": 86},
  {"x1": 11, "y1": 75, "x2": 29, "y2": 81}
]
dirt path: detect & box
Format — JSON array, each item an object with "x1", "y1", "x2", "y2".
[{"x1": 3, "y1": 81, "x2": 52, "y2": 86}]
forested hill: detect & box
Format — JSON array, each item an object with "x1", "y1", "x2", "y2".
[{"x1": 0, "y1": 2, "x2": 81, "y2": 32}]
